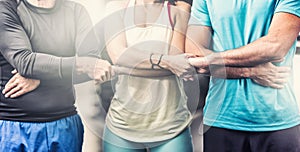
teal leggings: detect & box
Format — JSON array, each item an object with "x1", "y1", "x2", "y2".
[{"x1": 103, "y1": 127, "x2": 193, "y2": 152}]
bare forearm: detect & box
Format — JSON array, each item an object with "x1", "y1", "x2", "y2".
[
  {"x1": 210, "y1": 13, "x2": 300, "y2": 67},
  {"x1": 208, "y1": 63, "x2": 291, "y2": 90},
  {"x1": 115, "y1": 46, "x2": 184, "y2": 71},
  {"x1": 113, "y1": 66, "x2": 173, "y2": 77},
  {"x1": 209, "y1": 36, "x2": 291, "y2": 66},
  {"x1": 207, "y1": 66, "x2": 251, "y2": 79},
  {"x1": 188, "y1": 13, "x2": 300, "y2": 68},
  {"x1": 115, "y1": 48, "x2": 156, "y2": 69}
]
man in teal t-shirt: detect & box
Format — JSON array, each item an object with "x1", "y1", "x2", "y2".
[{"x1": 186, "y1": 0, "x2": 300, "y2": 151}]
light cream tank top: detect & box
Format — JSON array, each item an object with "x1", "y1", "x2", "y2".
[{"x1": 106, "y1": 0, "x2": 192, "y2": 142}]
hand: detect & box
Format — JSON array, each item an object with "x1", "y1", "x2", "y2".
[
  {"x1": 161, "y1": 54, "x2": 195, "y2": 81},
  {"x1": 93, "y1": 59, "x2": 113, "y2": 84},
  {"x1": 197, "y1": 67, "x2": 211, "y2": 76},
  {"x1": 2, "y1": 70, "x2": 40, "y2": 98},
  {"x1": 76, "y1": 57, "x2": 113, "y2": 84},
  {"x1": 250, "y1": 62, "x2": 290, "y2": 89},
  {"x1": 188, "y1": 56, "x2": 209, "y2": 69},
  {"x1": 187, "y1": 54, "x2": 211, "y2": 76}
]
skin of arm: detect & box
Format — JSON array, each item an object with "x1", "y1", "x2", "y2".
[
  {"x1": 186, "y1": 23, "x2": 290, "y2": 88},
  {"x1": 188, "y1": 13, "x2": 300, "y2": 67},
  {"x1": 105, "y1": 1, "x2": 194, "y2": 78},
  {"x1": 113, "y1": 66, "x2": 172, "y2": 77},
  {"x1": 186, "y1": 25, "x2": 254, "y2": 78}
]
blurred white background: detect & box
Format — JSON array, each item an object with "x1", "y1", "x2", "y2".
[{"x1": 72, "y1": 0, "x2": 107, "y2": 24}]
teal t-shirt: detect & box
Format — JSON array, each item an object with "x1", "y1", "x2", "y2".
[{"x1": 189, "y1": 0, "x2": 300, "y2": 131}]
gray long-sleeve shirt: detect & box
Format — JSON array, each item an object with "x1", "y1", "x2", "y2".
[{"x1": 0, "y1": 0, "x2": 99, "y2": 122}]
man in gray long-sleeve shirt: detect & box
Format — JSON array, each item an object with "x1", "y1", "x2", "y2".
[{"x1": 0, "y1": 0, "x2": 111, "y2": 151}]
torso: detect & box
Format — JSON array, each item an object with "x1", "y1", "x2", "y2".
[
  {"x1": 197, "y1": 0, "x2": 300, "y2": 131},
  {"x1": 106, "y1": 0, "x2": 192, "y2": 142},
  {"x1": 0, "y1": 0, "x2": 90, "y2": 122}
]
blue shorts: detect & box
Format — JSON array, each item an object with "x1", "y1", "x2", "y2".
[
  {"x1": 103, "y1": 126, "x2": 193, "y2": 152},
  {"x1": 0, "y1": 114, "x2": 84, "y2": 152}
]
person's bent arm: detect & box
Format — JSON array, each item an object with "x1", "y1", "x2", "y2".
[
  {"x1": 188, "y1": 13, "x2": 300, "y2": 67},
  {"x1": 113, "y1": 66, "x2": 172, "y2": 78},
  {"x1": 204, "y1": 64, "x2": 290, "y2": 89},
  {"x1": 186, "y1": 25, "x2": 290, "y2": 88},
  {"x1": 0, "y1": 1, "x2": 100, "y2": 81},
  {"x1": 0, "y1": 1, "x2": 73, "y2": 80},
  {"x1": 105, "y1": 1, "x2": 194, "y2": 78},
  {"x1": 0, "y1": 1, "x2": 110, "y2": 98}
]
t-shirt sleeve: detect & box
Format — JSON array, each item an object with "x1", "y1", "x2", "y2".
[
  {"x1": 188, "y1": 0, "x2": 211, "y2": 26},
  {"x1": 0, "y1": 0, "x2": 74, "y2": 80},
  {"x1": 275, "y1": 0, "x2": 300, "y2": 18}
]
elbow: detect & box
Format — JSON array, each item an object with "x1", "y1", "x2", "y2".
[
  {"x1": 115, "y1": 58, "x2": 126, "y2": 66},
  {"x1": 273, "y1": 52, "x2": 286, "y2": 62},
  {"x1": 264, "y1": 37, "x2": 288, "y2": 61},
  {"x1": 13, "y1": 51, "x2": 35, "y2": 78},
  {"x1": 106, "y1": 50, "x2": 120, "y2": 65},
  {"x1": 110, "y1": 51, "x2": 126, "y2": 66},
  {"x1": 15, "y1": 61, "x2": 32, "y2": 78},
  {"x1": 268, "y1": 45, "x2": 285, "y2": 61},
  {"x1": 110, "y1": 56, "x2": 119, "y2": 65}
]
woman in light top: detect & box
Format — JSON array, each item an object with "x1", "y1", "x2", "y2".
[{"x1": 103, "y1": 0, "x2": 195, "y2": 151}]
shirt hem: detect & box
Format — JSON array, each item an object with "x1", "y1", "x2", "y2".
[
  {"x1": 204, "y1": 116, "x2": 300, "y2": 132},
  {"x1": 105, "y1": 116, "x2": 192, "y2": 143},
  {"x1": 0, "y1": 111, "x2": 77, "y2": 123}
]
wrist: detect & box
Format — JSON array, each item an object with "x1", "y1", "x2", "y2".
[
  {"x1": 150, "y1": 53, "x2": 165, "y2": 69},
  {"x1": 159, "y1": 55, "x2": 171, "y2": 69},
  {"x1": 206, "y1": 53, "x2": 216, "y2": 66},
  {"x1": 208, "y1": 52, "x2": 226, "y2": 66},
  {"x1": 75, "y1": 57, "x2": 84, "y2": 73},
  {"x1": 76, "y1": 57, "x2": 96, "y2": 74},
  {"x1": 245, "y1": 67, "x2": 255, "y2": 78}
]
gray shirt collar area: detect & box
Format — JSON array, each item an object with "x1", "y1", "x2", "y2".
[{"x1": 22, "y1": 0, "x2": 62, "y2": 14}]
